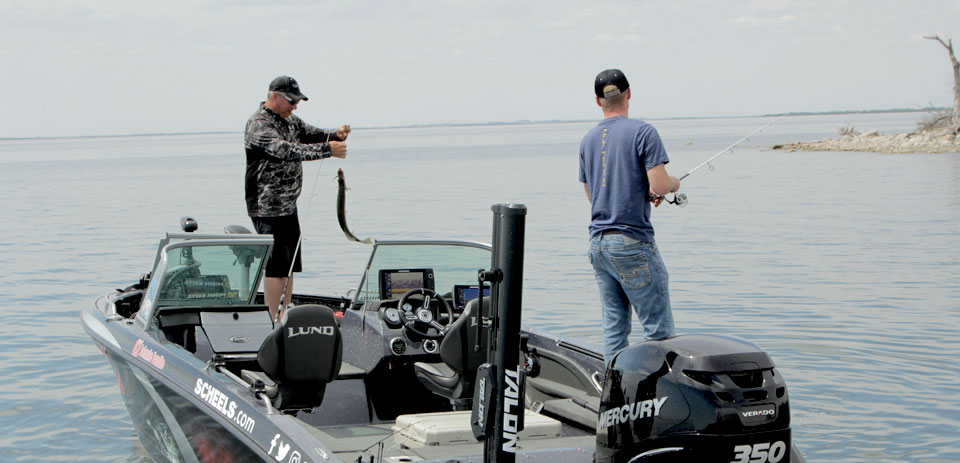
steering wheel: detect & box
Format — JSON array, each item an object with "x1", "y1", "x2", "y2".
[{"x1": 397, "y1": 288, "x2": 454, "y2": 339}]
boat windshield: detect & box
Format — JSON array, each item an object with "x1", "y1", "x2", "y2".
[
  {"x1": 354, "y1": 241, "x2": 491, "y2": 308},
  {"x1": 154, "y1": 242, "x2": 270, "y2": 307}
]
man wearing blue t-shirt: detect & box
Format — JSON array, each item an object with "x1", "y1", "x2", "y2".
[{"x1": 579, "y1": 69, "x2": 681, "y2": 364}]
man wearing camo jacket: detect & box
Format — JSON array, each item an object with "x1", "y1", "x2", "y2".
[{"x1": 244, "y1": 75, "x2": 350, "y2": 321}]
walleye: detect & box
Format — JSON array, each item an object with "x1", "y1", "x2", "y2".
[{"x1": 336, "y1": 169, "x2": 372, "y2": 244}]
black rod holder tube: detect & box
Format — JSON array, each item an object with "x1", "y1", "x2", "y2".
[{"x1": 484, "y1": 203, "x2": 527, "y2": 463}]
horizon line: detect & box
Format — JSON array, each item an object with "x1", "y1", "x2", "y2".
[{"x1": 0, "y1": 107, "x2": 946, "y2": 142}]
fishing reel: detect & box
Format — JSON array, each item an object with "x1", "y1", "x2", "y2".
[
  {"x1": 665, "y1": 192, "x2": 688, "y2": 207},
  {"x1": 649, "y1": 192, "x2": 688, "y2": 207}
]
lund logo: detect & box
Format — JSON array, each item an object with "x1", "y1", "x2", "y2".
[
  {"x1": 229, "y1": 336, "x2": 249, "y2": 343},
  {"x1": 288, "y1": 325, "x2": 335, "y2": 338}
]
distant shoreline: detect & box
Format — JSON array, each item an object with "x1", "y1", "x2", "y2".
[
  {"x1": 0, "y1": 107, "x2": 946, "y2": 141},
  {"x1": 773, "y1": 125, "x2": 959, "y2": 154}
]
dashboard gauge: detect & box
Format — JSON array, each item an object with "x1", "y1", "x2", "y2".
[
  {"x1": 402, "y1": 303, "x2": 413, "y2": 312},
  {"x1": 423, "y1": 339, "x2": 438, "y2": 353},
  {"x1": 384, "y1": 308, "x2": 401, "y2": 325},
  {"x1": 390, "y1": 337, "x2": 406, "y2": 355}
]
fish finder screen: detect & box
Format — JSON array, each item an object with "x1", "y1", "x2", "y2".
[
  {"x1": 380, "y1": 269, "x2": 434, "y2": 300},
  {"x1": 454, "y1": 285, "x2": 491, "y2": 312}
]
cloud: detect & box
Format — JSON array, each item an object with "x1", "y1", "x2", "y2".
[{"x1": 728, "y1": 14, "x2": 798, "y2": 26}]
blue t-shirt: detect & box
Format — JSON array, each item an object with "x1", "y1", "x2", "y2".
[{"x1": 579, "y1": 116, "x2": 670, "y2": 242}]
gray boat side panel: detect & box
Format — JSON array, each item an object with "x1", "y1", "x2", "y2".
[
  {"x1": 128, "y1": 366, "x2": 202, "y2": 463},
  {"x1": 539, "y1": 397, "x2": 600, "y2": 430}
]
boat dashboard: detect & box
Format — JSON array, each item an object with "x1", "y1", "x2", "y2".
[
  {"x1": 369, "y1": 283, "x2": 490, "y2": 328},
  {"x1": 339, "y1": 240, "x2": 494, "y2": 365},
  {"x1": 341, "y1": 281, "x2": 490, "y2": 366}
]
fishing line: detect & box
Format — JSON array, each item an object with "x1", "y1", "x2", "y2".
[
  {"x1": 278, "y1": 157, "x2": 324, "y2": 316},
  {"x1": 658, "y1": 113, "x2": 791, "y2": 206},
  {"x1": 278, "y1": 74, "x2": 350, "y2": 317}
]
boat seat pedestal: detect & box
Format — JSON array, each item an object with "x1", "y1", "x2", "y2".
[{"x1": 414, "y1": 298, "x2": 487, "y2": 409}]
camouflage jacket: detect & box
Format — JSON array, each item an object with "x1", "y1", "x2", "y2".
[{"x1": 244, "y1": 103, "x2": 341, "y2": 217}]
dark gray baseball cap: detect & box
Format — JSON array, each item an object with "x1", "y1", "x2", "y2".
[
  {"x1": 595, "y1": 69, "x2": 629, "y2": 98},
  {"x1": 269, "y1": 76, "x2": 308, "y2": 102}
]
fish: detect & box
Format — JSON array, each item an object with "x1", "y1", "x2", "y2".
[{"x1": 336, "y1": 168, "x2": 373, "y2": 244}]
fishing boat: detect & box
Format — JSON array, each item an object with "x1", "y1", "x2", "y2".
[{"x1": 81, "y1": 204, "x2": 805, "y2": 462}]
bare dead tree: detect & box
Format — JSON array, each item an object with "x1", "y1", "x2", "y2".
[{"x1": 924, "y1": 35, "x2": 960, "y2": 131}]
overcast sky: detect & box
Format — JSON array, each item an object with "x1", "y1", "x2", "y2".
[{"x1": 1, "y1": 0, "x2": 958, "y2": 138}]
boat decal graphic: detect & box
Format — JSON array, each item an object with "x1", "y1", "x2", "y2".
[
  {"x1": 742, "y1": 407, "x2": 776, "y2": 418},
  {"x1": 193, "y1": 378, "x2": 256, "y2": 433},
  {"x1": 288, "y1": 325, "x2": 335, "y2": 338},
  {"x1": 132, "y1": 338, "x2": 166, "y2": 370},
  {"x1": 268, "y1": 434, "x2": 291, "y2": 461},
  {"x1": 502, "y1": 366, "x2": 522, "y2": 453},
  {"x1": 599, "y1": 396, "x2": 669, "y2": 428}
]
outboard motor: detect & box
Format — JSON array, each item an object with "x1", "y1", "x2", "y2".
[{"x1": 595, "y1": 334, "x2": 795, "y2": 463}]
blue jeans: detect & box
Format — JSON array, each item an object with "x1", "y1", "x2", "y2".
[{"x1": 588, "y1": 233, "x2": 675, "y2": 364}]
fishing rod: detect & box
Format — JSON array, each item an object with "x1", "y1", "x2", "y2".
[
  {"x1": 276, "y1": 75, "x2": 352, "y2": 320},
  {"x1": 656, "y1": 113, "x2": 791, "y2": 207},
  {"x1": 277, "y1": 157, "x2": 326, "y2": 320}
]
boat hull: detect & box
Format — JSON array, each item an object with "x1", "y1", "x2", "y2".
[{"x1": 81, "y1": 300, "x2": 320, "y2": 463}]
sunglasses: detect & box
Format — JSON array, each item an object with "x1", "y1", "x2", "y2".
[{"x1": 280, "y1": 93, "x2": 299, "y2": 105}]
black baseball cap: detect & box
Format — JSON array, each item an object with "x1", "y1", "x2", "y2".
[
  {"x1": 269, "y1": 76, "x2": 308, "y2": 102},
  {"x1": 594, "y1": 69, "x2": 629, "y2": 98}
]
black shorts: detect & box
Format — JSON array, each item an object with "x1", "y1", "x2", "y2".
[{"x1": 251, "y1": 212, "x2": 302, "y2": 278}]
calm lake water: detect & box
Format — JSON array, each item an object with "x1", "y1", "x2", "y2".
[{"x1": 0, "y1": 113, "x2": 957, "y2": 462}]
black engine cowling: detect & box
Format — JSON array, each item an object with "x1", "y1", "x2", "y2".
[{"x1": 595, "y1": 334, "x2": 794, "y2": 463}]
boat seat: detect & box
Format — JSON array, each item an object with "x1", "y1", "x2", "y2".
[
  {"x1": 251, "y1": 304, "x2": 343, "y2": 413},
  {"x1": 413, "y1": 297, "x2": 488, "y2": 409}
]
